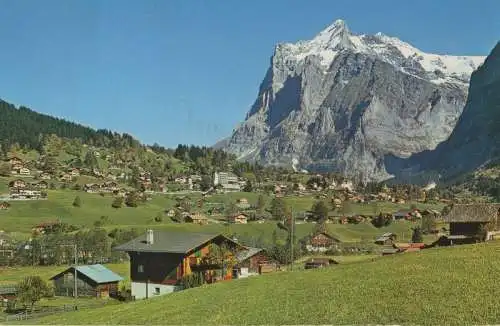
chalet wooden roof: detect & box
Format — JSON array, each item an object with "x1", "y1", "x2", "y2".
[
  {"x1": 50, "y1": 264, "x2": 123, "y2": 284},
  {"x1": 235, "y1": 247, "x2": 263, "y2": 262},
  {"x1": 186, "y1": 213, "x2": 208, "y2": 221},
  {"x1": 113, "y1": 230, "x2": 242, "y2": 254},
  {"x1": 311, "y1": 232, "x2": 341, "y2": 242},
  {"x1": 443, "y1": 204, "x2": 500, "y2": 223}
]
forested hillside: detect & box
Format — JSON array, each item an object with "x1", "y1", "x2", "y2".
[
  {"x1": 0, "y1": 99, "x2": 145, "y2": 153},
  {"x1": 0, "y1": 98, "x2": 294, "y2": 191}
]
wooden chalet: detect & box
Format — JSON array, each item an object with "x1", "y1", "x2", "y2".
[
  {"x1": 50, "y1": 264, "x2": 123, "y2": 298},
  {"x1": 440, "y1": 204, "x2": 500, "y2": 244},
  {"x1": 8, "y1": 179, "x2": 27, "y2": 189},
  {"x1": 236, "y1": 198, "x2": 250, "y2": 209},
  {"x1": 68, "y1": 168, "x2": 80, "y2": 176},
  {"x1": 374, "y1": 232, "x2": 397, "y2": 245},
  {"x1": 228, "y1": 213, "x2": 248, "y2": 224},
  {"x1": 393, "y1": 242, "x2": 426, "y2": 253},
  {"x1": 0, "y1": 232, "x2": 14, "y2": 259},
  {"x1": 59, "y1": 173, "x2": 72, "y2": 182},
  {"x1": 7, "y1": 156, "x2": 23, "y2": 165},
  {"x1": 32, "y1": 220, "x2": 63, "y2": 234},
  {"x1": 234, "y1": 247, "x2": 277, "y2": 276},
  {"x1": 113, "y1": 230, "x2": 245, "y2": 299},
  {"x1": 35, "y1": 181, "x2": 48, "y2": 189},
  {"x1": 184, "y1": 213, "x2": 209, "y2": 225},
  {"x1": 306, "y1": 232, "x2": 341, "y2": 252},
  {"x1": 0, "y1": 201, "x2": 10, "y2": 210},
  {"x1": 0, "y1": 285, "x2": 18, "y2": 303},
  {"x1": 40, "y1": 172, "x2": 52, "y2": 180},
  {"x1": 304, "y1": 258, "x2": 338, "y2": 269},
  {"x1": 393, "y1": 210, "x2": 412, "y2": 220}
]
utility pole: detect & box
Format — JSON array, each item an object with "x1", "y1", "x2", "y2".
[
  {"x1": 74, "y1": 243, "x2": 78, "y2": 298},
  {"x1": 60, "y1": 243, "x2": 78, "y2": 298},
  {"x1": 289, "y1": 207, "x2": 294, "y2": 271}
]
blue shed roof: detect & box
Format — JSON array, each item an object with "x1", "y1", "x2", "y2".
[{"x1": 50, "y1": 264, "x2": 123, "y2": 284}]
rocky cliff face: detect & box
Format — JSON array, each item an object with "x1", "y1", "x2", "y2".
[
  {"x1": 221, "y1": 20, "x2": 485, "y2": 182},
  {"x1": 386, "y1": 42, "x2": 500, "y2": 182}
]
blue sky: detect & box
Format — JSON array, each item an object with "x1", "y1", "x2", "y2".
[{"x1": 0, "y1": 0, "x2": 497, "y2": 148}]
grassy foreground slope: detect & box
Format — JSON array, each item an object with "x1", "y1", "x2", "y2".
[{"x1": 37, "y1": 242, "x2": 500, "y2": 325}]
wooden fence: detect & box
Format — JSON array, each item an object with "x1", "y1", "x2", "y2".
[{"x1": 2, "y1": 301, "x2": 109, "y2": 322}]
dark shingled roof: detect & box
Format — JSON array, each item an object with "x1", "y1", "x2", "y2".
[
  {"x1": 113, "y1": 230, "x2": 239, "y2": 254},
  {"x1": 443, "y1": 204, "x2": 500, "y2": 223},
  {"x1": 235, "y1": 247, "x2": 263, "y2": 262}
]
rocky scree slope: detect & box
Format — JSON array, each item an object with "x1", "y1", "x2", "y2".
[{"x1": 220, "y1": 19, "x2": 485, "y2": 182}]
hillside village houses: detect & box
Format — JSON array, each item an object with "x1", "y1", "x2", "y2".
[
  {"x1": 5, "y1": 156, "x2": 33, "y2": 176},
  {"x1": 84, "y1": 181, "x2": 120, "y2": 193},
  {"x1": 7, "y1": 179, "x2": 47, "y2": 200}
]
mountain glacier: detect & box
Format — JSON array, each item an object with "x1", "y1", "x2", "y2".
[{"x1": 220, "y1": 19, "x2": 486, "y2": 182}]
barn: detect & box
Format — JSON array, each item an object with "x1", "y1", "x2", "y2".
[
  {"x1": 50, "y1": 264, "x2": 123, "y2": 298},
  {"x1": 234, "y1": 247, "x2": 277, "y2": 277},
  {"x1": 444, "y1": 203, "x2": 500, "y2": 240}
]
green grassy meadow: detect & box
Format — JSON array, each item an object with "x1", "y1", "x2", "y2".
[
  {"x1": 0, "y1": 176, "x2": 444, "y2": 244},
  {"x1": 32, "y1": 241, "x2": 500, "y2": 325}
]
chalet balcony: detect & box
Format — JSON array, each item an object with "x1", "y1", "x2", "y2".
[{"x1": 188, "y1": 256, "x2": 225, "y2": 271}]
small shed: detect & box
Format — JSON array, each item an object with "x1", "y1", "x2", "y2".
[
  {"x1": 304, "y1": 258, "x2": 338, "y2": 269},
  {"x1": 50, "y1": 264, "x2": 123, "y2": 298},
  {"x1": 381, "y1": 248, "x2": 401, "y2": 256},
  {"x1": 235, "y1": 247, "x2": 277, "y2": 275},
  {"x1": 374, "y1": 232, "x2": 397, "y2": 245}
]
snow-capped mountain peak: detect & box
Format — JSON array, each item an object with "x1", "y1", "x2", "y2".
[
  {"x1": 220, "y1": 19, "x2": 490, "y2": 183},
  {"x1": 279, "y1": 19, "x2": 485, "y2": 85}
]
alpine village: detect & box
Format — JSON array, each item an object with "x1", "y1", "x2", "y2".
[{"x1": 0, "y1": 7, "x2": 499, "y2": 326}]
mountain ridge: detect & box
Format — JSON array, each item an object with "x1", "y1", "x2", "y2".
[
  {"x1": 220, "y1": 19, "x2": 486, "y2": 182},
  {"x1": 385, "y1": 41, "x2": 500, "y2": 183}
]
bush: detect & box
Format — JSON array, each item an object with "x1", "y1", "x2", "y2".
[
  {"x1": 371, "y1": 213, "x2": 392, "y2": 228},
  {"x1": 112, "y1": 197, "x2": 123, "y2": 209},
  {"x1": 72, "y1": 196, "x2": 82, "y2": 207},
  {"x1": 154, "y1": 213, "x2": 163, "y2": 223},
  {"x1": 125, "y1": 193, "x2": 138, "y2": 207},
  {"x1": 181, "y1": 272, "x2": 205, "y2": 289}
]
